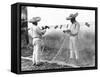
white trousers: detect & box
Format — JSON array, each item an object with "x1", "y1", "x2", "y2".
[
  {"x1": 32, "y1": 38, "x2": 41, "y2": 64},
  {"x1": 69, "y1": 36, "x2": 78, "y2": 59}
]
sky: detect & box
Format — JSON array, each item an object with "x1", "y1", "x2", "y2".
[{"x1": 27, "y1": 6, "x2": 95, "y2": 32}]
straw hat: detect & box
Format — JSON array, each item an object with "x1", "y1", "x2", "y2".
[
  {"x1": 66, "y1": 12, "x2": 78, "y2": 20},
  {"x1": 29, "y1": 17, "x2": 41, "y2": 23}
]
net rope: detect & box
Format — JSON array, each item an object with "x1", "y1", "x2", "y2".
[{"x1": 51, "y1": 34, "x2": 67, "y2": 61}]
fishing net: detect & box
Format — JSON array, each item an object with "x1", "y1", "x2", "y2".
[{"x1": 41, "y1": 32, "x2": 70, "y2": 63}]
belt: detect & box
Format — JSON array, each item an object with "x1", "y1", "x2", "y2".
[
  {"x1": 70, "y1": 33, "x2": 78, "y2": 36},
  {"x1": 33, "y1": 37, "x2": 39, "y2": 38},
  {"x1": 33, "y1": 37, "x2": 42, "y2": 39}
]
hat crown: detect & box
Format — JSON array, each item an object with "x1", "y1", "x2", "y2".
[{"x1": 69, "y1": 14, "x2": 74, "y2": 17}]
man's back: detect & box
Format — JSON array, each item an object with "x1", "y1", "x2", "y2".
[{"x1": 28, "y1": 23, "x2": 46, "y2": 38}]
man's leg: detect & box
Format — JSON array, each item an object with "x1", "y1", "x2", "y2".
[
  {"x1": 73, "y1": 37, "x2": 79, "y2": 60},
  {"x1": 35, "y1": 40, "x2": 42, "y2": 64},
  {"x1": 69, "y1": 37, "x2": 74, "y2": 59},
  {"x1": 35, "y1": 44, "x2": 39, "y2": 64},
  {"x1": 32, "y1": 46, "x2": 36, "y2": 65}
]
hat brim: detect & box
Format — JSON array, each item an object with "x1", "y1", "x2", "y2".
[
  {"x1": 28, "y1": 17, "x2": 41, "y2": 23},
  {"x1": 66, "y1": 13, "x2": 78, "y2": 20},
  {"x1": 66, "y1": 17, "x2": 73, "y2": 20}
]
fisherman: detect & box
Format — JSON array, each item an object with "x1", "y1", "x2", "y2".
[
  {"x1": 28, "y1": 17, "x2": 46, "y2": 65},
  {"x1": 64, "y1": 13, "x2": 80, "y2": 63}
]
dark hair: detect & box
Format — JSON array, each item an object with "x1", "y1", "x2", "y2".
[
  {"x1": 32, "y1": 22, "x2": 38, "y2": 25},
  {"x1": 71, "y1": 17, "x2": 76, "y2": 23}
]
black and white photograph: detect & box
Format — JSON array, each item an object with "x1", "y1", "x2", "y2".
[{"x1": 20, "y1": 5, "x2": 96, "y2": 72}]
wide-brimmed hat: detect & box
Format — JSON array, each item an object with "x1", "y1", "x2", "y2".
[
  {"x1": 28, "y1": 17, "x2": 41, "y2": 23},
  {"x1": 66, "y1": 12, "x2": 78, "y2": 20}
]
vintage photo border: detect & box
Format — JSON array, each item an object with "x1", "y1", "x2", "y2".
[{"x1": 16, "y1": 2, "x2": 98, "y2": 74}]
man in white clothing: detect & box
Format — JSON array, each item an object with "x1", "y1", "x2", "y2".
[
  {"x1": 64, "y1": 13, "x2": 80, "y2": 64},
  {"x1": 28, "y1": 17, "x2": 46, "y2": 65}
]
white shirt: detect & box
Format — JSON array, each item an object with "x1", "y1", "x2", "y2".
[
  {"x1": 28, "y1": 23, "x2": 46, "y2": 38},
  {"x1": 70, "y1": 21, "x2": 80, "y2": 35}
]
